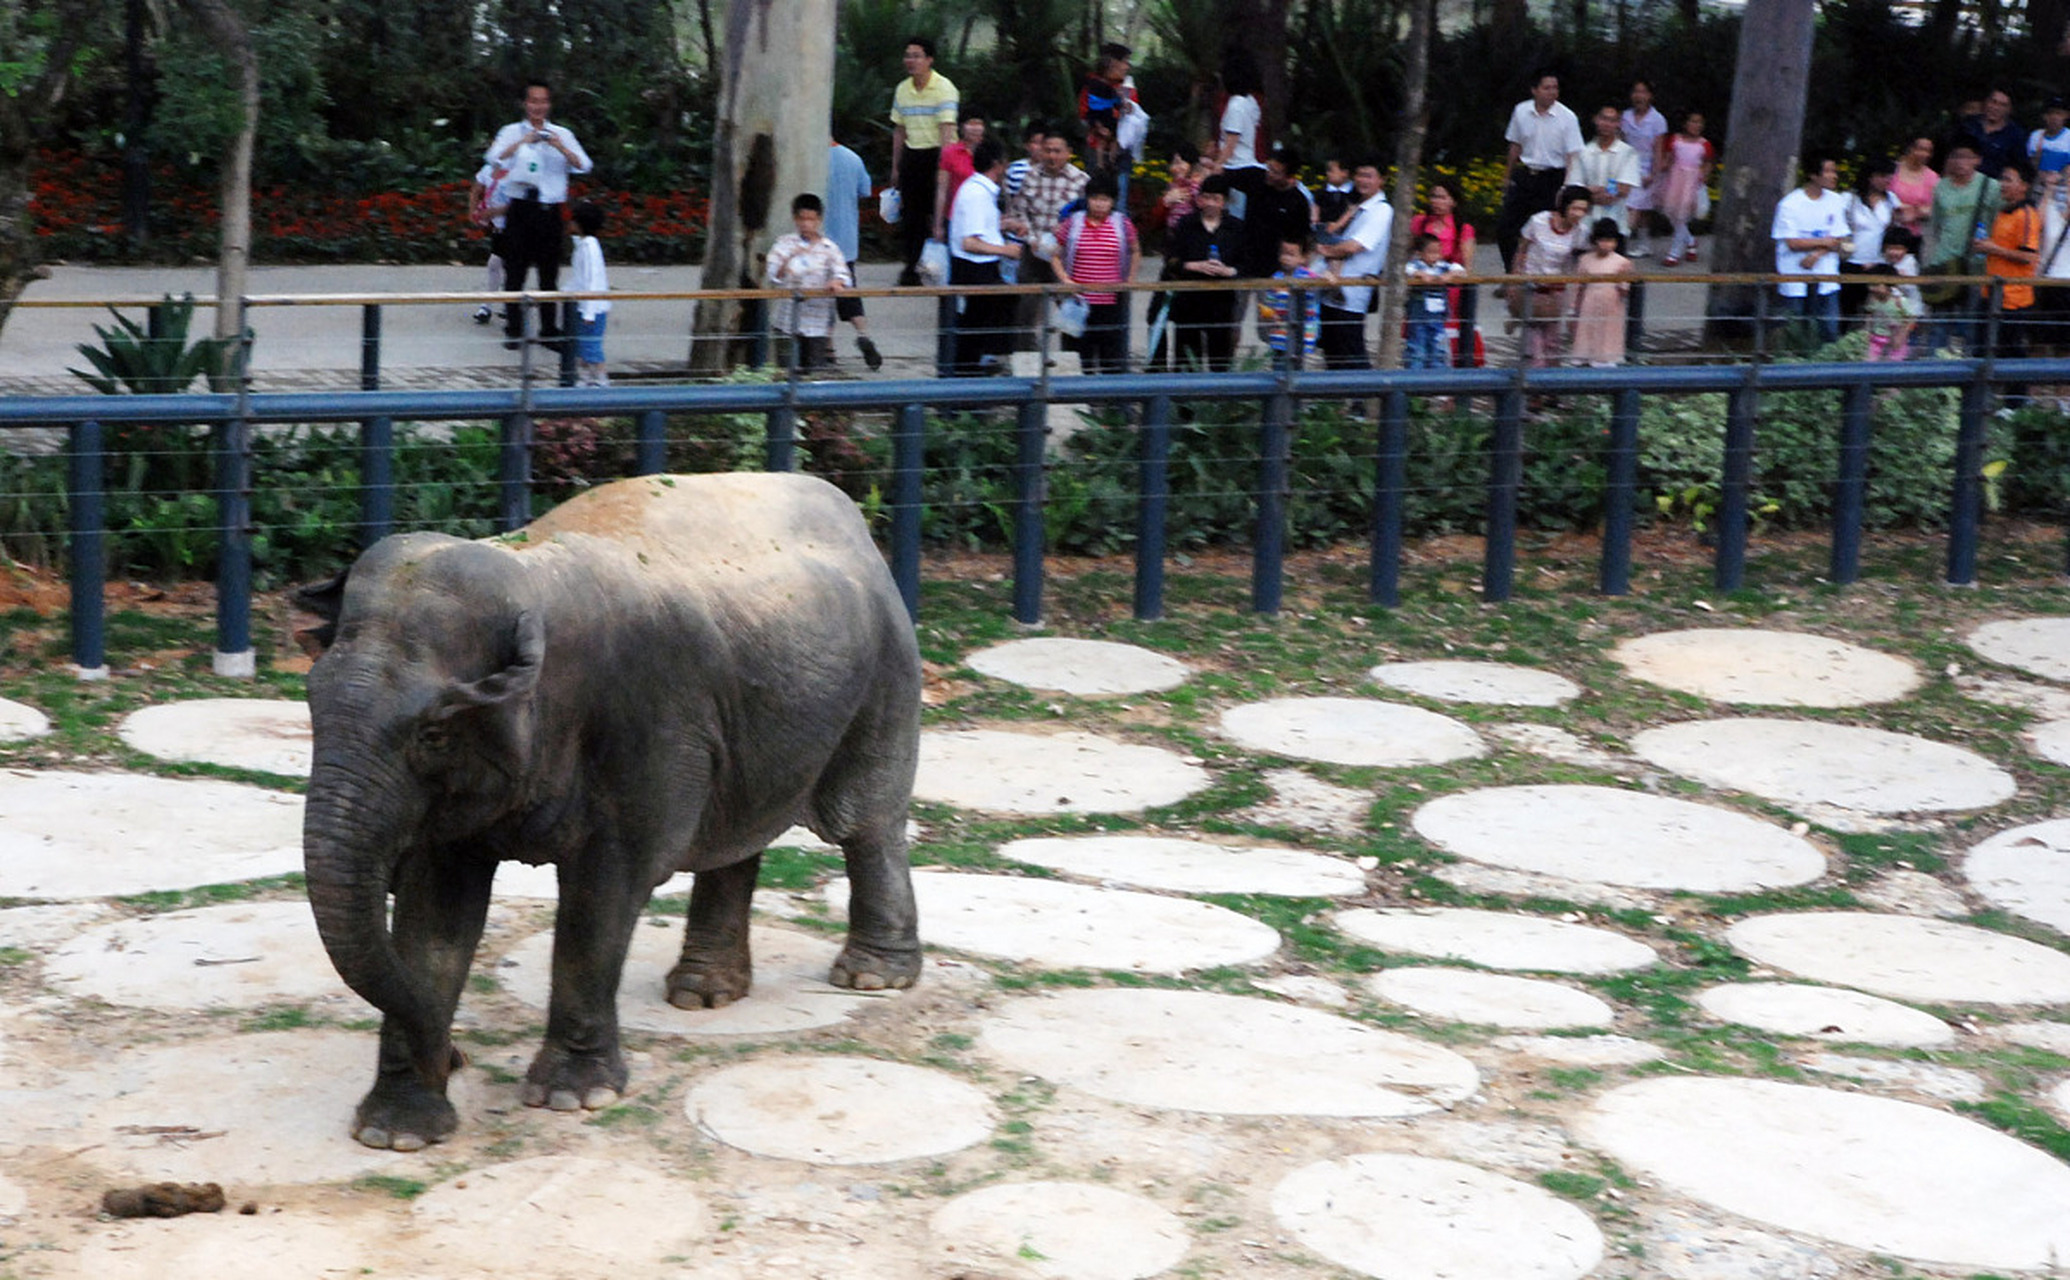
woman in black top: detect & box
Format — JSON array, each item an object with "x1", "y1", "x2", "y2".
[{"x1": 1165, "y1": 172, "x2": 1247, "y2": 370}]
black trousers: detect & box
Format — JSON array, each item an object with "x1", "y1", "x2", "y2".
[
  {"x1": 1170, "y1": 292, "x2": 1238, "y2": 371},
  {"x1": 896, "y1": 147, "x2": 939, "y2": 276},
  {"x1": 1319, "y1": 303, "x2": 1370, "y2": 369},
  {"x1": 951, "y1": 256, "x2": 1011, "y2": 375},
  {"x1": 503, "y1": 196, "x2": 565, "y2": 339},
  {"x1": 1078, "y1": 299, "x2": 1130, "y2": 374},
  {"x1": 1496, "y1": 167, "x2": 1566, "y2": 271}
]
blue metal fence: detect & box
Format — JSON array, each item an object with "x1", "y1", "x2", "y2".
[{"x1": 3, "y1": 355, "x2": 2067, "y2": 678}]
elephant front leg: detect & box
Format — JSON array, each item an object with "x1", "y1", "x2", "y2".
[
  {"x1": 522, "y1": 859, "x2": 643, "y2": 1112},
  {"x1": 666, "y1": 853, "x2": 758, "y2": 1009},
  {"x1": 831, "y1": 822, "x2": 921, "y2": 992},
  {"x1": 355, "y1": 853, "x2": 495, "y2": 1150}
]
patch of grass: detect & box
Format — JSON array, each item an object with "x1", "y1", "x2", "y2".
[
  {"x1": 0, "y1": 947, "x2": 32, "y2": 967},
  {"x1": 116, "y1": 873, "x2": 306, "y2": 913},
  {"x1": 1546, "y1": 1067, "x2": 1604, "y2": 1092},
  {"x1": 1834, "y1": 830, "x2": 1949, "y2": 877},
  {"x1": 587, "y1": 1102, "x2": 664, "y2": 1129},
  {"x1": 1954, "y1": 1091, "x2": 2070, "y2": 1162},
  {"x1": 1537, "y1": 1170, "x2": 1607, "y2": 1199},
  {"x1": 758, "y1": 846, "x2": 844, "y2": 890},
  {"x1": 353, "y1": 1173, "x2": 428, "y2": 1200},
  {"x1": 240, "y1": 1006, "x2": 314, "y2": 1032}
]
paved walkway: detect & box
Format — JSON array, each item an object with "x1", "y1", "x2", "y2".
[{"x1": 0, "y1": 618, "x2": 2067, "y2": 1278}]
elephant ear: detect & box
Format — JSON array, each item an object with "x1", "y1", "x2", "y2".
[
  {"x1": 431, "y1": 609, "x2": 545, "y2": 719},
  {"x1": 291, "y1": 567, "x2": 351, "y2": 657}
]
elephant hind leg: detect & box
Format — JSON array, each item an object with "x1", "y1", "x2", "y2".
[
  {"x1": 829, "y1": 820, "x2": 921, "y2": 992},
  {"x1": 667, "y1": 853, "x2": 758, "y2": 1009}
]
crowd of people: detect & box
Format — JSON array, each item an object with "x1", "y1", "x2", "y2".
[{"x1": 464, "y1": 56, "x2": 2070, "y2": 385}]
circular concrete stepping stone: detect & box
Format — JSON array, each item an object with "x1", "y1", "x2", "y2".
[
  {"x1": 965, "y1": 637, "x2": 1192, "y2": 696},
  {"x1": 0, "y1": 769, "x2": 302, "y2": 899},
  {"x1": 0, "y1": 1171, "x2": 23, "y2": 1216},
  {"x1": 2053, "y1": 1077, "x2": 2070, "y2": 1123},
  {"x1": 0, "y1": 697, "x2": 49, "y2": 743},
  {"x1": 70, "y1": 1214, "x2": 376, "y2": 1280},
  {"x1": 1367, "y1": 968, "x2": 1615, "y2": 1029},
  {"x1": 929, "y1": 1182, "x2": 1190, "y2": 1280},
  {"x1": 1334, "y1": 908, "x2": 1658, "y2": 975},
  {"x1": 1368, "y1": 660, "x2": 1581, "y2": 707},
  {"x1": 1218, "y1": 697, "x2": 1485, "y2": 767},
  {"x1": 1968, "y1": 617, "x2": 2070, "y2": 683},
  {"x1": 500, "y1": 923, "x2": 884, "y2": 1035},
  {"x1": 998, "y1": 833, "x2": 1365, "y2": 897},
  {"x1": 917, "y1": 729, "x2": 1209, "y2": 814},
  {"x1": 1798, "y1": 1051, "x2": 1985, "y2": 1102},
  {"x1": 1491, "y1": 1034, "x2": 1667, "y2": 1066},
  {"x1": 1965, "y1": 818, "x2": 2070, "y2": 935},
  {"x1": 46, "y1": 901, "x2": 363, "y2": 1011},
  {"x1": 685, "y1": 1057, "x2": 993, "y2": 1164},
  {"x1": 118, "y1": 698, "x2": 312, "y2": 776},
  {"x1": 1273, "y1": 1153, "x2": 1604, "y2": 1280},
  {"x1": 2034, "y1": 719, "x2": 2070, "y2": 767},
  {"x1": 1580, "y1": 1076, "x2": 2070, "y2": 1269},
  {"x1": 1631, "y1": 719, "x2": 2016, "y2": 814},
  {"x1": 825, "y1": 871, "x2": 1280, "y2": 974},
  {"x1": 78, "y1": 1030, "x2": 440, "y2": 1183},
  {"x1": 979, "y1": 987, "x2": 1478, "y2": 1116},
  {"x1": 1615, "y1": 628, "x2": 1921, "y2": 707},
  {"x1": 1696, "y1": 983, "x2": 1955, "y2": 1047},
  {"x1": 1412, "y1": 785, "x2": 1826, "y2": 892},
  {"x1": 407, "y1": 1155, "x2": 709, "y2": 1272},
  {"x1": 1726, "y1": 912, "x2": 2070, "y2": 1004}
]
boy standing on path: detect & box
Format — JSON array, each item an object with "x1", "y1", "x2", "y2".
[
  {"x1": 766, "y1": 194, "x2": 854, "y2": 373},
  {"x1": 485, "y1": 80, "x2": 592, "y2": 348}
]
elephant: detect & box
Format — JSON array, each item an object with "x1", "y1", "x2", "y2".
[{"x1": 295, "y1": 472, "x2": 922, "y2": 1150}]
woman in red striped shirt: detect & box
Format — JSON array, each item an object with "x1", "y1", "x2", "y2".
[{"x1": 1055, "y1": 172, "x2": 1139, "y2": 374}]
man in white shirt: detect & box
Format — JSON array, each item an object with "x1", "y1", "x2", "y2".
[
  {"x1": 947, "y1": 139, "x2": 1022, "y2": 375},
  {"x1": 485, "y1": 80, "x2": 593, "y2": 348},
  {"x1": 1496, "y1": 70, "x2": 1584, "y2": 270},
  {"x1": 1567, "y1": 106, "x2": 1642, "y2": 236},
  {"x1": 1314, "y1": 159, "x2": 1393, "y2": 369},
  {"x1": 1772, "y1": 154, "x2": 1850, "y2": 346}
]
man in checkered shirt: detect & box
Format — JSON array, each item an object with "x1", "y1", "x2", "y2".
[{"x1": 1003, "y1": 128, "x2": 1089, "y2": 349}]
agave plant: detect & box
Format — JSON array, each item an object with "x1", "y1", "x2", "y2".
[{"x1": 68, "y1": 293, "x2": 238, "y2": 396}]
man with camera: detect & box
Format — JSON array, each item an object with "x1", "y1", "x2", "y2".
[{"x1": 486, "y1": 80, "x2": 593, "y2": 348}]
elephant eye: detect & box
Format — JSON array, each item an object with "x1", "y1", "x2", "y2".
[{"x1": 416, "y1": 721, "x2": 452, "y2": 751}]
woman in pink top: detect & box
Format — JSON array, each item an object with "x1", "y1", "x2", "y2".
[
  {"x1": 1408, "y1": 178, "x2": 1480, "y2": 363},
  {"x1": 1890, "y1": 135, "x2": 1940, "y2": 232},
  {"x1": 1056, "y1": 172, "x2": 1139, "y2": 374}
]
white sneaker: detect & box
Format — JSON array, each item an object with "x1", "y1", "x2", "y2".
[{"x1": 1629, "y1": 242, "x2": 1652, "y2": 259}]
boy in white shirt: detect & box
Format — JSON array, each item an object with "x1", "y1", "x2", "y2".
[{"x1": 567, "y1": 202, "x2": 612, "y2": 386}]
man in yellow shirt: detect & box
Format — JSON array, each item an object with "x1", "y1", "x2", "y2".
[{"x1": 890, "y1": 36, "x2": 959, "y2": 286}]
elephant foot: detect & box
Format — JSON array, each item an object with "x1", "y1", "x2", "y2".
[
  {"x1": 666, "y1": 954, "x2": 752, "y2": 1010},
  {"x1": 520, "y1": 1045, "x2": 627, "y2": 1113},
  {"x1": 352, "y1": 1082, "x2": 458, "y2": 1152},
  {"x1": 829, "y1": 942, "x2": 921, "y2": 992}
]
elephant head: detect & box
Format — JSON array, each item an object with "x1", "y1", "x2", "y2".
[{"x1": 295, "y1": 536, "x2": 545, "y2": 1087}]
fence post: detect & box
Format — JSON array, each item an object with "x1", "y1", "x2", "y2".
[
  {"x1": 1715, "y1": 378, "x2": 1758, "y2": 592},
  {"x1": 1251, "y1": 386, "x2": 1293, "y2": 614},
  {"x1": 499, "y1": 413, "x2": 533, "y2": 532},
  {"x1": 1945, "y1": 372, "x2": 1989, "y2": 586},
  {"x1": 635, "y1": 409, "x2": 668, "y2": 476},
  {"x1": 767, "y1": 324, "x2": 800, "y2": 473},
  {"x1": 1482, "y1": 383, "x2": 1523, "y2": 602},
  {"x1": 892, "y1": 403, "x2": 924, "y2": 621},
  {"x1": 213, "y1": 379, "x2": 255, "y2": 678},
  {"x1": 1370, "y1": 387, "x2": 1408, "y2": 607},
  {"x1": 1012, "y1": 398, "x2": 1047, "y2": 625},
  {"x1": 359, "y1": 416, "x2": 395, "y2": 546},
  {"x1": 1600, "y1": 386, "x2": 1641, "y2": 595},
  {"x1": 558, "y1": 300, "x2": 578, "y2": 387},
  {"x1": 360, "y1": 304, "x2": 381, "y2": 391},
  {"x1": 1830, "y1": 380, "x2": 1873, "y2": 584},
  {"x1": 1135, "y1": 395, "x2": 1171, "y2": 621},
  {"x1": 936, "y1": 293, "x2": 958, "y2": 379},
  {"x1": 67, "y1": 419, "x2": 108, "y2": 679},
  {"x1": 1455, "y1": 281, "x2": 1480, "y2": 367},
  {"x1": 1625, "y1": 277, "x2": 1646, "y2": 359}
]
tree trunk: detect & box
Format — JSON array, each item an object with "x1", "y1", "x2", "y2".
[
  {"x1": 691, "y1": 0, "x2": 837, "y2": 373},
  {"x1": 1232, "y1": 0, "x2": 1290, "y2": 147},
  {"x1": 1704, "y1": 0, "x2": 1815, "y2": 342},
  {"x1": 175, "y1": 0, "x2": 258, "y2": 373},
  {"x1": 122, "y1": 0, "x2": 154, "y2": 247},
  {"x1": 2030, "y1": 0, "x2": 2070, "y2": 53},
  {"x1": 0, "y1": 0, "x2": 99, "y2": 343},
  {"x1": 1378, "y1": 0, "x2": 1434, "y2": 370}
]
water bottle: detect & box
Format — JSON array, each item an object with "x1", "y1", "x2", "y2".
[
  {"x1": 1606, "y1": 180, "x2": 1618, "y2": 199},
  {"x1": 1208, "y1": 243, "x2": 1221, "y2": 272}
]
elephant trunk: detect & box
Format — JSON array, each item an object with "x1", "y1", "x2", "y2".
[{"x1": 303, "y1": 767, "x2": 447, "y2": 1085}]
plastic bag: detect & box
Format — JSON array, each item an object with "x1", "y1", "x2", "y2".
[
  {"x1": 918, "y1": 238, "x2": 950, "y2": 285},
  {"x1": 1052, "y1": 295, "x2": 1090, "y2": 338},
  {"x1": 879, "y1": 187, "x2": 902, "y2": 225}
]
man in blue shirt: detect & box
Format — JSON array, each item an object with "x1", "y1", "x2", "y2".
[{"x1": 826, "y1": 137, "x2": 883, "y2": 369}]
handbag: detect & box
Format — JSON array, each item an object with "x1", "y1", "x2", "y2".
[
  {"x1": 878, "y1": 187, "x2": 901, "y2": 225},
  {"x1": 1051, "y1": 294, "x2": 1090, "y2": 338},
  {"x1": 918, "y1": 238, "x2": 950, "y2": 285}
]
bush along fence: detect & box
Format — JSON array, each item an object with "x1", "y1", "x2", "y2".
[{"x1": 2, "y1": 331, "x2": 2068, "y2": 679}]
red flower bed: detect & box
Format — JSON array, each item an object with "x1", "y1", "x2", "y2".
[{"x1": 26, "y1": 150, "x2": 711, "y2": 265}]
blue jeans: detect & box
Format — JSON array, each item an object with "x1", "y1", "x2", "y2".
[
  {"x1": 1781, "y1": 289, "x2": 1840, "y2": 347},
  {"x1": 1405, "y1": 318, "x2": 1448, "y2": 369},
  {"x1": 574, "y1": 312, "x2": 607, "y2": 363}
]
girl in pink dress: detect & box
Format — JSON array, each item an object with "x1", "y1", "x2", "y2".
[
  {"x1": 1656, "y1": 111, "x2": 1715, "y2": 265},
  {"x1": 1571, "y1": 219, "x2": 1633, "y2": 365}
]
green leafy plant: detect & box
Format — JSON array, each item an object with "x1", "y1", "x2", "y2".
[{"x1": 68, "y1": 294, "x2": 239, "y2": 397}]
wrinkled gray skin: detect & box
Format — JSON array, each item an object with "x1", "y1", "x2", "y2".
[{"x1": 297, "y1": 473, "x2": 921, "y2": 1150}]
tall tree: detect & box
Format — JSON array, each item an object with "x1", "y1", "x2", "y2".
[
  {"x1": 1706, "y1": 0, "x2": 1815, "y2": 340},
  {"x1": 173, "y1": 0, "x2": 257, "y2": 364},
  {"x1": 1378, "y1": 0, "x2": 1435, "y2": 369},
  {"x1": 691, "y1": 0, "x2": 837, "y2": 371},
  {"x1": 0, "y1": 0, "x2": 108, "y2": 341}
]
